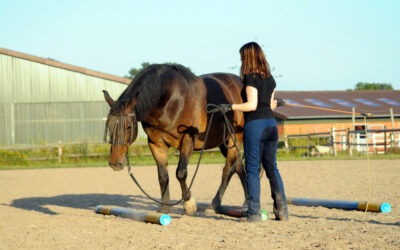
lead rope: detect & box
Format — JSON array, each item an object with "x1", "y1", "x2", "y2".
[{"x1": 126, "y1": 104, "x2": 239, "y2": 206}]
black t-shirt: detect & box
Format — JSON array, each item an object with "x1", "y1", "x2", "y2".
[{"x1": 241, "y1": 73, "x2": 276, "y2": 122}]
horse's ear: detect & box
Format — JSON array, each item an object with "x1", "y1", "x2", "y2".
[{"x1": 103, "y1": 90, "x2": 115, "y2": 107}]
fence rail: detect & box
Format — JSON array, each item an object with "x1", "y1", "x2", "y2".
[
  {"x1": 0, "y1": 141, "x2": 228, "y2": 163},
  {"x1": 283, "y1": 127, "x2": 400, "y2": 157}
]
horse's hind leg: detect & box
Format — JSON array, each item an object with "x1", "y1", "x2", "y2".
[
  {"x1": 210, "y1": 144, "x2": 247, "y2": 213},
  {"x1": 234, "y1": 133, "x2": 248, "y2": 207},
  {"x1": 235, "y1": 154, "x2": 248, "y2": 208}
]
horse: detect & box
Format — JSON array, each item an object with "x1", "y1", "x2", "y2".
[{"x1": 103, "y1": 64, "x2": 247, "y2": 215}]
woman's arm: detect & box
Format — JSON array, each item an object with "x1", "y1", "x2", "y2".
[
  {"x1": 232, "y1": 86, "x2": 258, "y2": 112},
  {"x1": 270, "y1": 89, "x2": 277, "y2": 110}
]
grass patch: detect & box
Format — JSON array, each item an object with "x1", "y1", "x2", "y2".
[{"x1": 1, "y1": 150, "x2": 399, "y2": 170}]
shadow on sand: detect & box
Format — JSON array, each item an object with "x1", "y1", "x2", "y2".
[
  {"x1": 8, "y1": 194, "x2": 241, "y2": 222},
  {"x1": 8, "y1": 193, "x2": 184, "y2": 215}
]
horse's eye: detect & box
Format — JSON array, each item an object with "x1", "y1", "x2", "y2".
[{"x1": 127, "y1": 126, "x2": 132, "y2": 130}]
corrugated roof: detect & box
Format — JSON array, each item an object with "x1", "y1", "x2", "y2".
[
  {"x1": 274, "y1": 90, "x2": 400, "y2": 120},
  {"x1": 0, "y1": 47, "x2": 131, "y2": 84}
]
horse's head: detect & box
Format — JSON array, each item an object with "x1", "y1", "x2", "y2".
[{"x1": 103, "y1": 90, "x2": 138, "y2": 171}]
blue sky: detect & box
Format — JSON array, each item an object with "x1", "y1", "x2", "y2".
[{"x1": 1, "y1": 0, "x2": 399, "y2": 90}]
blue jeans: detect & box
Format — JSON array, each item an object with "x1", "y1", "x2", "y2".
[{"x1": 244, "y1": 118, "x2": 288, "y2": 218}]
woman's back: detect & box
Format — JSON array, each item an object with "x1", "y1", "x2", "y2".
[{"x1": 241, "y1": 73, "x2": 276, "y2": 122}]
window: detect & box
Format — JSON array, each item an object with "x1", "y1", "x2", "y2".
[
  {"x1": 353, "y1": 98, "x2": 381, "y2": 107},
  {"x1": 330, "y1": 99, "x2": 354, "y2": 107},
  {"x1": 304, "y1": 99, "x2": 332, "y2": 107},
  {"x1": 283, "y1": 99, "x2": 303, "y2": 108},
  {"x1": 377, "y1": 98, "x2": 400, "y2": 106}
]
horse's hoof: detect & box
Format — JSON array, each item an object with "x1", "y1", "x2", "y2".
[
  {"x1": 183, "y1": 198, "x2": 197, "y2": 216},
  {"x1": 211, "y1": 199, "x2": 221, "y2": 214}
]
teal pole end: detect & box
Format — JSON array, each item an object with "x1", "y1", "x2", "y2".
[
  {"x1": 159, "y1": 214, "x2": 171, "y2": 225},
  {"x1": 380, "y1": 203, "x2": 391, "y2": 213}
]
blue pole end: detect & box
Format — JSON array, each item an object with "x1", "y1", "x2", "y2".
[
  {"x1": 95, "y1": 205, "x2": 102, "y2": 214},
  {"x1": 159, "y1": 214, "x2": 171, "y2": 225},
  {"x1": 380, "y1": 203, "x2": 391, "y2": 213}
]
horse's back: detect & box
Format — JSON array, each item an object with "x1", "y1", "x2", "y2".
[{"x1": 199, "y1": 73, "x2": 243, "y2": 105}]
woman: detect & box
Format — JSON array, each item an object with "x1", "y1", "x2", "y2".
[{"x1": 225, "y1": 42, "x2": 288, "y2": 222}]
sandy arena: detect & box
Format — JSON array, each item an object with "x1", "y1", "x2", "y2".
[{"x1": 1, "y1": 160, "x2": 399, "y2": 249}]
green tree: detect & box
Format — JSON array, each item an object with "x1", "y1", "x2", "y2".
[
  {"x1": 125, "y1": 62, "x2": 192, "y2": 79},
  {"x1": 355, "y1": 82, "x2": 393, "y2": 90}
]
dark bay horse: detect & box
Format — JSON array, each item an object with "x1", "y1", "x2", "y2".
[{"x1": 103, "y1": 64, "x2": 247, "y2": 215}]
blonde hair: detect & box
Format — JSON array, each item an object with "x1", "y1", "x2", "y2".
[{"x1": 239, "y1": 42, "x2": 271, "y2": 80}]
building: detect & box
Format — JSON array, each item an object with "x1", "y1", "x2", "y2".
[
  {"x1": 0, "y1": 48, "x2": 131, "y2": 146},
  {"x1": 2, "y1": 47, "x2": 399, "y2": 149},
  {"x1": 273, "y1": 90, "x2": 400, "y2": 135},
  {"x1": 273, "y1": 91, "x2": 400, "y2": 152}
]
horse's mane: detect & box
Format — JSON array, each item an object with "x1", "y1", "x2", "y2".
[{"x1": 116, "y1": 64, "x2": 196, "y2": 120}]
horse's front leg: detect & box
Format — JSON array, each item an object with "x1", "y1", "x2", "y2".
[
  {"x1": 148, "y1": 138, "x2": 170, "y2": 214},
  {"x1": 176, "y1": 133, "x2": 197, "y2": 215}
]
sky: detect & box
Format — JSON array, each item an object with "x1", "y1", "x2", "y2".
[{"x1": 1, "y1": 0, "x2": 399, "y2": 91}]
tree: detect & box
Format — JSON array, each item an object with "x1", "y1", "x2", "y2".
[
  {"x1": 355, "y1": 82, "x2": 393, "y2": 90},
  {"x1": 125, "y1": 62, "x2": 192, "y2": 79}
]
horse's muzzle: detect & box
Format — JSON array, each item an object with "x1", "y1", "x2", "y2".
[{"x1": 108, "y1": 161, "x2": 124, "y2": 171}]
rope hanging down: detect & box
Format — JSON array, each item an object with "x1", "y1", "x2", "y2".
[
  {"x1": 363, "y1": 115, "x2": 371, "y2": 212},
  {"x1": 126, "y1": 104, "x2": 240, "y2": 206}
]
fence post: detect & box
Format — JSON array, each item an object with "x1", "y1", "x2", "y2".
[
  {"x1": 347, "y1": 128, "x2": 352, "y2": 156},
  {"x1": 384, "y1": 126, "x2": 387, "y2": 154},
  {"x1": 284, "y1": 134, "x2": 289, "y2": 154},
  {"x1": 372, "y1": 133, "x2": 376, "y2": 154},
  {"x1": 390, "y1": 133, "x2": 394, "y2": 151},
  {"x1": 332, "y1": 127, "x2": 336, "y2": 156},
  {"x1": 352, "y1": 107, "x2": 355, "y2": 155},
  {"x1": 342, "y1": 133, "x2": 346, "y2": 151},
  {"x1": 307, "y1": 131, "x2": 311, "y2": 157},
  {"x1": 58, "y1": 140, "x2": 62, "y2": 163},
  {"x1": 390, "y1": 108, "x2": 395, "y2": 151}
]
